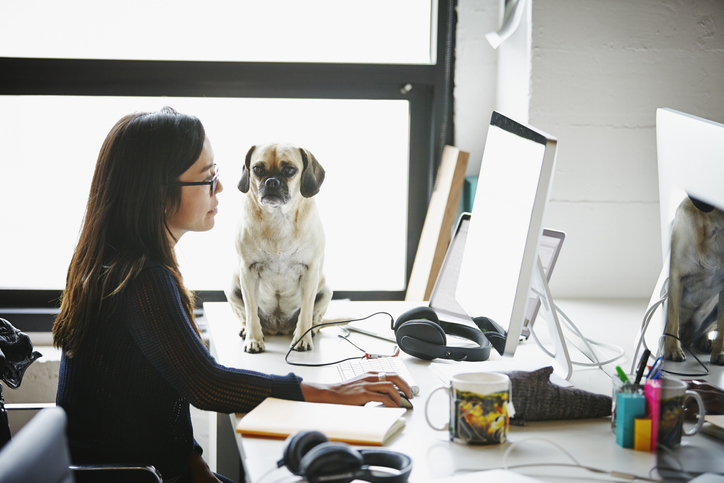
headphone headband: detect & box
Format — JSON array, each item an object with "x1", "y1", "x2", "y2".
[
  {"x1": 393, "y1": 307, "x2": 492, "y2": 361},
  {"x1": 279, "y1": 431, "x2": 412, "y2": 483}
]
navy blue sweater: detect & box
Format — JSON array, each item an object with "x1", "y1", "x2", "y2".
[{"x1": 56, "y1": 263, "x2": 304, "y2": 479}]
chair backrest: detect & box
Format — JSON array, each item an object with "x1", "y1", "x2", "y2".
[
  {"x1": 0, "y1": 400, "x2": 11, "y2": 449},
  {"x1": 0, "y1": 406, "x2": 75, "y2": 483}
]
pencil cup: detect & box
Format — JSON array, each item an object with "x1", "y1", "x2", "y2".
[
  {"x1": 658, "y1": 378, "x2": 704, "y2": 449},
  {"x1": 611, "y1": 374, "x2": 643, "y2": 433},
  {"x1": 425, "y1": 372, "x2": 514, "y2": 445}
]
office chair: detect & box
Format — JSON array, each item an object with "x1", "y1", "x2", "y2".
[
  {"x1": 0, "y1": 406, "x2": 74, "y2": 483},
  {"x1": 0, "y1": 319, "x2": 162, "y2": 483},
  {"x1": 0, "y1": 407, "x2": 164, "y2": 483}
]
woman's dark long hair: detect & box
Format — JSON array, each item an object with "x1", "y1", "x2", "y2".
[{"x1": 53, "y1": 107, "x2": 205, "y2": 356}]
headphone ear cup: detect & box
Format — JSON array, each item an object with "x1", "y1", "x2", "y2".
[
  {"x1": 358, "y1": 449, "x2": 413, "y2": 483},
  {"x1": 281, "y1": 430, "x2": 328, "y2": 475},
  {"x1": 395, "y1": 320, "x2": 447, "y2": 360},
  {"x1": 299, "y1": 442, "x2": 364, "y2": 483},
  {"x1": 393, "y1": 306, "x2": 439, "y2": 332}
]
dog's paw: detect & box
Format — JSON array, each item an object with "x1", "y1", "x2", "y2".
[
  {"x1": 664, "y1": 347, "x2": 687, "y2": 362},
  {"x1": 694, "y1": 336, "x2": 713, "y2": 353},
  {"x1": 712, "y1": 352, "x2": 724, "y2": 365},
  {"x1": 244, "y1": 338, "x2": 266, "y2": 353},
  {"x1": 291, "y1": 333, "x2": 314, "y2": 351},
  {"x1": 663, "y1": 337, "x2": 686, "y2": 362}
]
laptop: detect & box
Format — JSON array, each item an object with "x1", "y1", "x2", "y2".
[
  {"x1": 345, "y1": 212, "x2": 564, "y2": 343},
  {"x1": 344, "y1": 213, "x2": 476, "y2": 341},
  {"x1": 428, "y1": 213, "x2": 565, "y2": 332},
  {"x1": 523, "y1": 228, "x2": 565, "y2": 338}
]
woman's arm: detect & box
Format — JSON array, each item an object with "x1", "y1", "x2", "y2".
[
  {"x1": 123, "y1": 265, "x2": 302, "y2": 413},
  {"x1": 126, "y1": 264, "x2": 412, "y2": 412},
  {"x1": 301, "y1": 372, "x2": 412, "y2": 407}
]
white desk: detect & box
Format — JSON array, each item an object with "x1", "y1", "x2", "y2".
[{"x1": 204, "y1": 299, "x2": 724, "y2": 482}]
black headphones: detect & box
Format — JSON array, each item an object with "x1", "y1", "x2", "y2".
[
  {"x1": 278, "y1": 431, "x2": 413, "y2": 483},
  {"x1": 393, "y1": 306, "x2": 492, "y2": 361}
]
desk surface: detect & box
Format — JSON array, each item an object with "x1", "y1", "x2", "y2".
[{"x1": 204, "y1": 299, "x2": 724, "y2": 482}]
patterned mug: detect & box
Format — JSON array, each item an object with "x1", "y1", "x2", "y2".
[
  {"x1": 658, "y1": 378, "x2": 704, "y2": 449},
  {"x1": 425, "y1": 372, "x2": 514, "y2": 445}
]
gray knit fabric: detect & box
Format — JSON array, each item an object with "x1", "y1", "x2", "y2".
[{"x1": 504, "y1": 366, "x2": 611, "y2": 425}]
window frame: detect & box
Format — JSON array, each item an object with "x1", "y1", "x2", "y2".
[{"x1": 0, "y1": 0, "x2": 456, "y2": 326}]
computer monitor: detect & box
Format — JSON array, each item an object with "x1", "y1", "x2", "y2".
[
  {"x1": 642, "y1": 108, "x2": 724, "y2": 352},
  {"x1": 656, "y1": 108, "x2": 724, "y2": 262},
  {"x1": 456, "y1": 112, "x2": 569, "y2": 376}
]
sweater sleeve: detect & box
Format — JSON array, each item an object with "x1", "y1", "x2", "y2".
[{"x1": 122, "y1": 264, "x2": 304, "y2": 413}]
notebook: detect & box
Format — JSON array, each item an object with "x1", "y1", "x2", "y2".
[{"x1": 236, "y1": 398, "x2": 406, "y2": 446}]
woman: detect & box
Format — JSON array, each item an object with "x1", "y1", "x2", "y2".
[{"x1": 52, "y1": 107, "x2": 410, "y2": 483}]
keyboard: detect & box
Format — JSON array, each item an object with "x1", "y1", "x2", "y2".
[{"x1": 337, "y1": 356, "x2": 420, "y2": 396}]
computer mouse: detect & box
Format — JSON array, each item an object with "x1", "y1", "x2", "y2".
[{"x1": 398, "y1": 391, "x2": 413, "y2": 410}]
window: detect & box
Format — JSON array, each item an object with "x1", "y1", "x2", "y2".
[
  {"x1": 1, "y1": 1, "x2": 435, "y2": 64},
  {"x1": 0, "y1": 1, "x2": 455, "y2": 317},
  {"x1": 0, "y1": 95, "x2": 409, "y2": 292}
]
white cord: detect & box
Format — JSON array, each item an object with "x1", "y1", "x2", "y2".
[
  {"x1": 502, "y1": 437, "x2": 580, "y2": 469},
  {"x1": 496, "y1": 436, "x2": 663, "y2": 482},
  {"x1": 629, "y1": 281, "x2": 668, "y2": 374},
  {"x1": 528, "y1": 303, "x2": 626, "y2": 368},
  {"x1": 556, "y1": 304, "x2": 626, "y2": 366}
]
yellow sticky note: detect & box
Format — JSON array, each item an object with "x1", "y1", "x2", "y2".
[{"x1": 634, "y1": 418, "x2": 652, "y2": 451}]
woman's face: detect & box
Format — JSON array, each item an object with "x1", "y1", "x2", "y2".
[{"x1": 166, "y1": 137, "x2": 223, "y2": 243}]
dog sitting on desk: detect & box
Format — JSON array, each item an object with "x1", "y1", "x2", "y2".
[
  {"x1": 226, "y1": 143, "x2": 332, "y2": 354},
  {"x1": 665, "y1": 195, "x2": 724, "y2": 365}
]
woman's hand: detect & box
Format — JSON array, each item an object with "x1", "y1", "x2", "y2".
[
  {"x1": 301, "y1": 371, "x2": 412, "y2": 408},
  {"x1": 188, "y1": 450, "x2": 221, "y2": 483}
]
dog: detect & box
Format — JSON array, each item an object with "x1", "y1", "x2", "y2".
[
  {"x1": 664, "y1": 196, "x2": 724, "y2": 365},
  {"x1": 225, "y1": 143, "x2": 332, "y2": 353}
]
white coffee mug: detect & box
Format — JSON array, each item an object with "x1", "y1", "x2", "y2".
[{"x1": 425, "y1": 372, "x2": 514, "y2": 444}]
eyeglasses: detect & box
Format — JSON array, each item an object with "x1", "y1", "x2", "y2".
[{"x1": 173, "y1": 164, "x2": 219, "y2": 196}]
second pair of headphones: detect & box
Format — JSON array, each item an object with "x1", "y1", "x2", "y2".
[
  {"x1": 278, "y1": 431, "x2": 412, "y2": 483},
  {"x1": 393, "y1": 306, "x2": 492, "y2": 361}
]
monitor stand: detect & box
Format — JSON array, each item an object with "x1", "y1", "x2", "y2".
[{"x1": 531, "y1": 257, "x2": 573, "y2": 380}]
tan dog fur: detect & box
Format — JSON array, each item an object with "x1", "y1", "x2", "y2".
[
  {"x1": 225, "y1": 143, "x2": 332, "y2": 353},
  {"x1": 665, "y1": 196, "x2": 724, "y2": 365}
]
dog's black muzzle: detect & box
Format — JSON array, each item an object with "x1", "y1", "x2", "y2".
[
  {"x1": 259, "y1": 177, "x2": 290, "y2": 206},
  {"x1": 265, "y1": 177, "x2": 281, "y2": 189}
]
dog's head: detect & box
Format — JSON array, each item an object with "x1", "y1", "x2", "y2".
[{"x1": 238, "y1": 143, "x2": 325, "y2": 207}]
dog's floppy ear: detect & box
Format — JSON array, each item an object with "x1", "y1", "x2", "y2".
[
  {"x1": 239, "y1": 145, "x2": 256, "y2": 193},
  {"x1": 299, "y1": 148, "x2": 325, "y2": 198},
  {"x1": 689, "y1": 195, "x2": 716, "y2": 213}
]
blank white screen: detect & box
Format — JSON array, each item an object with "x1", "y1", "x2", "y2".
[{"x1": 456, "y1": 123, "x2": 546, "y2": 345}]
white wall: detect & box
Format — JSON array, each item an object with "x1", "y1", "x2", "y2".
[
  {"x1": 454, "y1": 0, "x2": 724, "y2": 298},
  {"x1": 455, "y1": 0, "x2": 501, "y2": 176}
]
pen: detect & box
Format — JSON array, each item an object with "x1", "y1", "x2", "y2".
[
  {"x1": 647, "y1": 356, "x2": 663, "y2": 379},
  {"x1": 633, "y1": 349, "x2": 651, "y2": 384},
  {"x1": 616, "y1": 366, "x2": 629, "y2": 383}
]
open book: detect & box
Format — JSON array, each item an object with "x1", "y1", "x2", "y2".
[{"x1": 235, "y1": 398, "x2": 407, "y2": 446}]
